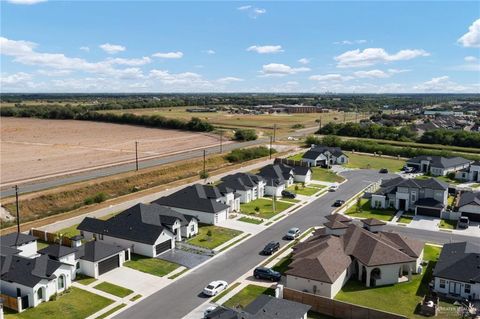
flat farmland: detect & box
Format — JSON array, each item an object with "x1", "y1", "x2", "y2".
[{"x1": 0, "y1": 118, "x2": 225, "y2": 183}]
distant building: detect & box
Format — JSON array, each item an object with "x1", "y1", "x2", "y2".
[
  {"x1": 406, "y1": 156, "x2": 471, "y2": 176},
  {"x1": 301, "y1": 145, "x2": 348, "y2": 167}
]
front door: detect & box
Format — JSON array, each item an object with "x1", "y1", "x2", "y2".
[
  {"x1": 449, "y1": 282, "x2": 461, "y2": 295},
  {"x1": 399, "y1": 199, "x2": 406, "y2": 211}
]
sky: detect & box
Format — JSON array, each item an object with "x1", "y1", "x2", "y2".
[{"x1": 1, "y1": 1, "x2": 479, "y2": 93}]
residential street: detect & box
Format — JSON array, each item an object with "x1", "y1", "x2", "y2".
[{"x1": 114, "y1": 169, "x2": 480, "y2": 319}]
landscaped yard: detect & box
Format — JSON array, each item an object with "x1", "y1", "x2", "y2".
[
  {"x1": 95, "y1": 304, "x2": 126, "y2": 319},
  {"x1": 75, "y1": 273, "x2": 97, "y2": 285},
  {"x1": 271, "y1": 254, "x2": 293, "y2": 273},
  {"x1": 4, "y1": 287, "x2": 113, "y2": 319},
  {"x1": 287, "y1": 152, "x2": 305, "y2": 161},
  {"x1": 416, "y1": 175, "x2": 460, "y2": 185},
  {"x1": 187, "y1": 224, "x2": 243, "y2": 249},
  {"x1": 439, "y1": 219, "x2": 457, "y2": 230},
  {"x1": 240, "y1": 198, "x2": 294, "y2": 219},
  {"x1": 335, "y1": 244, "x2": 454, "y2": 319},
  {"x1": 345, "y1": 198, "x2": 396, "y2": 221},
  {"x1": 287, "y1": 184, "x2": 322, "y2": 196},
  {"x1": 36, "y1": 240, "x2": 50, "y2": 250},
  {"x1": 311, "y1": 167, "x2": 345, "y2": 183},
  {"x1": 397, "y1": 214, "x2": 413, "y2": 224},
  {"x1": 124, "y1": 254, "x2": 180, "y2": 277},
  {"x1": 238, "y1": 216, "x2": 263, "y2": 224},
  {"x1": 222, "y1": 284, "x2": 275, "y2": 309},
  {"x1": 345, "y1": 152, "x2": 405, "y2": 172},
  {"x1": 94, "y1": 282, "x2": 133, "y2": 298},
  {"x1": 58, "y1": 223, "x2": 81, "y2": 237},
  {"x1": 423, "y1": 244, "x2": 442, "y2": 262}
]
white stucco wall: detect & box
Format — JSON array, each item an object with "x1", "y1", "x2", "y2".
[
  {"x1": 78, "y1": 251, "x2": 126, "y2": 278},
  {"x1": 181, "y1": 219, "x2": 198, "y2": 238},
  {"x1": 286, "y1": 269, "x2": 348, "y2": 299},
  {"x1": 434, "y1": 277, "x2": 480, "y2": 300},
  {"x1": 15, "y1": 241, "x2": 38, "y2": 258},
  {"x1": 265, "y1": 184, "x2": 285, "y2": 197}
]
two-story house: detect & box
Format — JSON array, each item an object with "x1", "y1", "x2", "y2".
[
  {"x1": 371, "y1": 177, "x2": 448, "y2": 218},
  {"x1": 455, "y1": 161, "x2": 480, "y2": 183},
  {"x1": 301, "y1": 145, "x2": 348, "y2": 167},
  {"x1": 217, "y1": 172, "x2": 265, "y2": 205}
]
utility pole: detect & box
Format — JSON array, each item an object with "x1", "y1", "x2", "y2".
[
  {"x1": 272, "y1": 180, "x2": 276, "y2": 216},
  {"x1": 203, "y1": 149, "x2": 206, "y2": 177},
  {"x1": 269, "y1": 136, "x2": 273, "y2": 159},
  {"x1": 273, "y1": 124, "x2": 277, "y2": 142},
  {"x1": 14, "y1": 185, "x2": 20, "y2": 233},
  {"x1": 219, "y1": 130, "x2": 223, "y2": 154},
  {"x1": 343, "y1": 112, "x2": 346, "y2": 123},
  {"x1": 135, "y1": 141, "x2": 139, "y2": 171}
]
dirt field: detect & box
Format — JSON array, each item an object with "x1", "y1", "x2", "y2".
[{"x1": 0, "y1": 118, "x2": 224, "y2": 183}]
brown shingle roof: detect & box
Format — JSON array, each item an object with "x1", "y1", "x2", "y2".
[
  {"x1": 325, "y1": 214, "x2": 352, "y2": 223},
  {"x1": 324, "y1": 221, "x2": 349, "y2": 229},
  {"x1": 361, "y1": 218, "x2": 386, "y2": 226}
]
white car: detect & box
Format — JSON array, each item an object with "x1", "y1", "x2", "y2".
[
  {"x1": 329, "y1": 184, "x2": 339, "y2": 191},
  {"x1": 203, "y1": 306, "x2": 218, "y2": 318},
  {"x1": 203, "y1": 280, "x2": 228, "y2": 296}
]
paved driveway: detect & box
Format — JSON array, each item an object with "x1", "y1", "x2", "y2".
[
  {"x1": 408, "y1": 215, "x2": 441, "y2": 230},
  {"x1": 99, "y1": 266, "x2": 170, "y2": 295},
  {"x1": 157, "y1": 249, "x2": 211, "y2": 269}
]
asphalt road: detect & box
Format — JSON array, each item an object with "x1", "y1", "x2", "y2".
[{"x1": 114, "y1": 169, "x2": 480, "y2": 319}]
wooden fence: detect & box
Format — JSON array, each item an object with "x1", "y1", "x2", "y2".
[
  {"x1": 0, "y1": 293, "x2": 22, "y2": 312},
  {"x1": 274, "y1": 157, "x2": 309, "y2": 167},
  {"x1": 30, "y1": 229, "x2": 72, "y2": 247},
  {"x1": 283, "y1": 288, "x2": 407, "y2": 319}
]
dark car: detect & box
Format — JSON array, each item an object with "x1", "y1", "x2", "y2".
[
  {"x1": 333, "y1": 199, "x2": 345, "y2": 207},
  {"x1": 379, "y1": 168, "x2": 389, "y2": 174},
  {"x1": 262, "y1": 241, "x2": 280, "y2": 255},
  {"x1": 253, "y1": 267, "x2": 282, "y2": 281},
  {"x1": 458, "y1": 216, "x2": 470, "y2": 229},
  {"x1": 281, "y1": 190, "x2": 296, "y2": 198}
]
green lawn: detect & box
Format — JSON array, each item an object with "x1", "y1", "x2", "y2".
[
  {"x1": 223, "y1": 284, "x2": 275, "y2": 309},
  {"x1": 94, "y1": 282, "x2": 133, "y2": 298},
  {"x1": 271, "y1": 254, "x2": 293, "y2": 273},
  {"x1": 187, "y1": 224, "x2": 243, "y2": 249},
  {"x1": 397, "y1": 214, "x2": 413, "y2": 224},
  {"x1": 287, "y1": 152, "x2": 305, "y2": 161},
  {"x1": 240, "y1": 198, "x2": 293, "y2": 219},
  {"x1": 287, "y1": 184, "x2": 321, "y2": 196},
  {"x1": 416, "y1": 175, "x2": 460, "y2": 185},
  {"x1": 124, "y1": 254, "x2": 180, "y2": 277},
  {"x1": 345, "y1": 198, "x2": 396, "y2": 221},
  {"x1": 311, "y1": 167, "x2": 345, "y2": 183},
  {"x1": 238, "y1": 216, "x2": 263, "y2": 224},
  {"x1": 423, "y1": 244, "x2": 442, "y2": 262},
  {"x1": 439, "y1": 219, "x2": 457, "y2": 230},
  {"x1": 345, "y1": 153, "x2": 405, "y2": 172},
  {"x1": 36, "y1": 240, "x2": 50, "y2": 250},
  {"x1": 95, "y1": 304, "x2": 126, "y2": 319},
  {"x1": 278, "y1": 197, "x2": 300, "y2": 203},
  {"x1": 211, "y1": 282, "x2": 241, "y2": 302},
  {"x1": 58, "y1": 223, "x2": 80, "y2": 237},
  {"x1": 130, "y1": 294, "x2": 142, "y2": 302},
  {"x1": 75, "y1": 273, "x2": 97, "y2": 286},
  {"x1": 5, "y1": 287, "x2": 113, "y2": 319},
  {"x1": 447, "y1": 195, "x2": 455, "y2": 207}
]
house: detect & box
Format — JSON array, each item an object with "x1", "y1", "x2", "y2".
[
  {"x1": 406, "y1": 156, "x2": 471, "y2": 176},
  {"x1": 371, "y1": 176, "x2": 448, "y2": 218},
  {"x1": 455, "y1": 161, "x2": 480, "y2": 182},
  {"x1": 154, "y1": 184, "x2": 232, "y2": 225},
  {"x1": 433, "y1": 242, "x2": 480, "y2": 300},
  {"x1": 0, "y1": 234, "x2": 74, "y2": 310},
  {"x1": 78, "y1": 203, "x2": 180, "y2": 257},
  {"x1": 285, "y1": 219, "x2": 424, "y2": 298},
  {"x1": 258, "y1": 164, "x2": 294, "y2": 197},
  {"x1": 274, "y1": 162, "x2": 312, "y2": 184},
  {"x1": 217, "y1": 172, "x2": 265, "y2": 205},
  {"x1": 205, "y1": 294, "x2": 311, "y2": 319},
  {"x1": 75, "y1": 241, "x2": 127, "y2": 278},
  {"x1": 301, "y1": 145, "x2": 348, "y2": 167},
  {"x1": 456, "y1": 191, "x2": 480, "y2": 222},
  {"x1": 0, "y1": 233, "x2": 38, "y2": 258}
]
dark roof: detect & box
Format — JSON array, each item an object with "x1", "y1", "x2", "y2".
[
  {"x1": 276, "y1": 163, "x2": 311, "y2": 176},
  {"x1": 78, "y1": 203, "x2": 169, "y2": 245},
  {"x1": 244, "y1": 294, "x2": 311, "y2": 319},
  {"x1": 415, "y1": 198, "x2": 444, "y2": 208},
  {"x1": 0, "y1": 246, "x2": 21, "y2": 257},
  {"x1": 458, "y1": 191, "x2": 480, "y2": 207},
  {"x1": 0, "y1": 254, "x2": 63, "y2": 288},
  {"x1": 376, "y1": 177, "x2": 448, "y2": 195},
  {"x1": 407, "y1": 156, "x2": 471, "y2": 169},
  {"x1": 0, "y1": 233, "x2": 37, "y2": 247},
  {"x1": 153, "y1": 184, "x2": 230, "y2": 214},
  {"x1": 302, "y1": 146, "x2": 345, "y2": 160},
  {"x1": 38, "y1": 244, "x2": 77, "y2": 259},
  {"x1": 433, "y1": 242, "x2": 480, "y2": 283},
  {"x1": 361, "y1": 218, "x2": 386, "y2": 226},
  {"x1": 218, "y1": 173, "x2": 264, "y2": 192},
  {"x1": 77, "y1": 241, "x2": 124, "y2": 262},
  {"x1": 258, "y1": 164, "x2": 291, "y2": 186}
]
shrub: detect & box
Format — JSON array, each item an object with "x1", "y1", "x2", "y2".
[
  {"x1": 93, "y1": 192, "x2": 107, "y2": 203},
  {"x1": 84, "y1": 197, "x2": 94, "y2": 205},
  {"x1": 233, "y1": 129, "x2": 258, "y2": 141},
  {"x1": 206, "y1": 230, "x2": 212, "y2": 237},
  {"x1": 254, "y1": 206, "x2": 260, "y2": 213},
  {"x1": 225, "y1": 146, "x2": 275, "y2": 163},
  {"x1": 291, "y1": 124, "x2": 305, "y2": 129},
  {"x1": 200, "y1": 171, "x2": 209, "y2": 179}
]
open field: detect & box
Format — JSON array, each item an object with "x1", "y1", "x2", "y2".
[
  {"x1": 345, "y1": 152, "x2": 405, "y2": 172},
  {"x1": 0, "y1": 117, "x2": 225, "y2": 183}
]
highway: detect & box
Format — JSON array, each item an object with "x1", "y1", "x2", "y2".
[{"x1": 114, "y1": 169, "x2": 480, "y2": 319}]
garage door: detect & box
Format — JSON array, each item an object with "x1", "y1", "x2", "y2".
[
  {"x1": 155, "y1": 240, "x2": 172, "y2": 255},
  {"x1": 416, "y1": 207, "x2": 441, "y2": 217},
  {"x1": 461, "y1": 212, "x2": 480, "y2": 222},
  {"x1": 98, "y1": 255, "x2": 120, "y2": 275}
]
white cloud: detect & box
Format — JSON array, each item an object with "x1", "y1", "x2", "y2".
[
  {"x1": 453, "y1": 56, "x2": 480, "y2": 71},
  {"x1": 37, "y1": 69, "x2": 72, "y2": 77},
  {"x1": 7, "y1": 0, "x2": 46, "y2": 4},
  {"x1": 99, "y1": 43, "x2": 126, "y2": 54},
  {"x1": 335, "y1": 48, "x2": 430, "y2": 68},
  {"x1": 152, "y1": 51, "x2": 184, "y2": 59},
  {"x1": 106, "y1": 57, "x2": 151, "y2": 66},
  {"x1": 353, "y1": 69, "x2": 389, "y2": 78},
  {"x1": 237, "y1": 5, "x2": 252, "y2": 10},
  {"x1": 79, "y1": 46, "x2": 90, "y2": 52},
  {"x1": 334, "y1": 39, "x2": 368, "y2": 45},
  {"x1": 309, "y1": 74, "x2": 354, "y2": 82},
  {"x1": 260, "y1": 63, "x2": 310, "y2": 76},
  {"x1": 237, "y1": 5, "x2": 266, "y2": 18},
  {"x1": 217, "y1": 77, "x2": 244, "y2": 84},
  {"x1": 0, "y1": 72, "x2": 32, "y2": 85},
  {"x1": 464, "y1": 56, "x2": 478, "y2": 62},
  {"x1": 298, "y1": 58, "x2": 310, "y2": 64},
  {"x1": 458, "y1": 19, "x2": 480, "y2": 48},
  {"x1": 413, "y1": 76, "x2": 469, "y2": 92},
  {"x1": 247, "y1": 45, "x2": 284, "y2": 54},
  {"x1": 204, "y1": 49, "x2": 216, "y2": 55}
]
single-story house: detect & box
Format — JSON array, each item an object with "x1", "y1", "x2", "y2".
[
  {"x1": 205, "y1": 294, "x2": 311, "y2": 319},
  {"x1": 75, "y1": 241, "x2": 128, "y2": 278},
  {"x1": 301, "y1": 145, "x2": 348, "y2": 167},
  {"x1": 285, "y1": 220, "x2": 423, "y2": 298},
  {"x1": 217, "y1": 172, "x2": 265, "y2": 205},
  {"x1": 153, "y1": 184, "x2": 231, "y2": 225},
  {"x1": 406, "y1": 156, "x2": 472, "y2": 176},
  {"x1": 78, "y1": 203, "x2": 178, "y2": 257},
  {"x1": 258, "y1": 164, "x2": 294, "y2": 197},
  {"x1": 0, "y1": 233, "x2": 38, "y2": 258},
  {"x1": 371, "y1": 176, "x2": 448, "y2": 218},
  {"x1": 433, "y1": 242, "x2": 480, "y2": 300},
  {"x1": 456, "y1": 191, "x2": 480, "y2": 222},
  {"x1": 275, "y1": 162, "x2": 312, "y2": 184}
]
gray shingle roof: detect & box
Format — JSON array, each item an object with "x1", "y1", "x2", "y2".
[
  {"x1": 407, "y1": 156, "x2": 471, "y2": 169},
  {"x1": 302, "y1": 146, "x2": 345, "y2": 160},
  {"x1": 458, "y1": 191, "x2": 480, "y2": 207},
  {"x1": 38, "y1": 244, "x2": 77, "y2": 259},
  {"x1": 0, "y1": 254, "x2": 62, "y2": 288},
  {"x1": 258, "y1": 164, "x2": 291, "y2": 186},
  {"x1": 218, "y1": 173, "x2": 264, "y2": 192},
  {"x1": 77, "y1": 240, "x2": 124, "y2": 262},
  {"x1": 0, "y1": 233, "x2": 37, "y2": 247},
  {"x1": 415, "y1": 198, "x2": 444, "y2": 208},
  {"x1": 433, "y1": 242, "x2": 480, "y2": 283}
]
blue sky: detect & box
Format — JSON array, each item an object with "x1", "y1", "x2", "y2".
[{"x1": 1, "y1": 1, "x2": 479, "y2": 93}]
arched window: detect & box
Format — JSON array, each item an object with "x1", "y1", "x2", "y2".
[
  {"x1": 58, "y1": 275, "x2": 65, "y2": 290},
  {"x1": 37, "y1": 287, "x2": 43, "y2": 300}
]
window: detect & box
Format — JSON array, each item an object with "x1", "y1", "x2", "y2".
[
  {"x1": 98, "y1": 234, "x2": 103, "y2": 240},
  {"x1": 58, "y1": 275, "x2": 65, "y2": 289},
  {"x1": 465, "y1": 284, "x2": 471, "y2": 294},
  {"x1": 439, "y1": 279, "x2": 446, "y2": 289},
  {"x1": 190, "y1": 225, "x2": 195, "y2": 233},
  {"x1": 76, "y1": 262, "x2": 80, "y2": 269},
  {"x1": 37, "y1": 288, "x2": 43, "y2": 300}
]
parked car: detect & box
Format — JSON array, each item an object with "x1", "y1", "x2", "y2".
[
  {"x1": 203, "y1": 280, "x2": 228, "y2": 296},
  {"x1": 204, "y1": 306, "x2": 218, "y2": 318},
  {"x1": 329, "y1": 184, "x2": 339, "y2": 192},
  {"x1": 379, "y1": 168, "x2": 389, "y2": 174},
  {"x1": 253, "y1": 267, "x2": 282, "y2": 282},
  {"x1": 281, "y1": 190, "x2": 296, "y2": 199},
  {"x1": 284, "y1": 227, "x2": 300, "y2": 240},
  {"x1": 262, "y1": 241, "x2": 280, "y2": 255},
  {"x1": 333, "y1": 199, "x2": 345, "y2": 207},
  {"x1": 402, "y1": 166, "x2": 414, "y2": 173},
  {"x1": 458, "y1": 216, "x2": 470, "y2": 229}
]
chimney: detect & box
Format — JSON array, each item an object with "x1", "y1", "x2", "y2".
[{"x1": 70, "y1": 235, "x2": 84, "y2": 248}]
